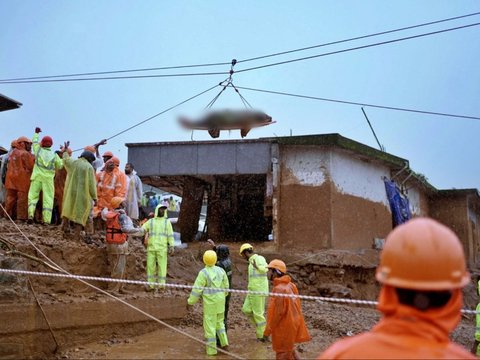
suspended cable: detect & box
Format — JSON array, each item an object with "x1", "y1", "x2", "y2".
[
  {"x1": 0, "y1": 62, "x2": 231, "y2": 82},
  {"x1": 235, "y1": 22, "x2": 480, "y2": 74},
  {"x1": 237, "y1": 11, "x2": 480, "y2": 63},
  {"x1": 232, "y1": 85, "x2": 480, "y2": 121},
  {"x1": 1, "y1": 12, "x2": 479, "y2": 83},
  {"x1": 0, "y1": 71, "x2": 229, "y2": 84},
  {"x1": 103, "y1": 82, "x2": 224, "y2": 142}
]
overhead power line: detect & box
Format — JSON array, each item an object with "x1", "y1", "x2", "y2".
[
  {"x1": 1, "y1": 11, "x2": 479, "y2": 83},
  {"x1": 102, "y1": 81, "x2": 223, "y2": 142},
  {"x1": 235, "y1": 22, "x2": 480, "y2": 73},
  {"x1": 237, "y1": 11, "x2": 480, "y2": 63},
  {"x1": 0, "y1": 71, "x2": 229, "y2": 84},
  {"x1": 232, "y1": 85, "x2": 480, "y2": 121},
  {"x1": 0, "y1": 61, "x2": 231, "y2": 82}
]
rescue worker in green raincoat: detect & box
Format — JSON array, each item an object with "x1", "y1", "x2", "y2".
[
  {"x1": 472, "y1": 280, "x2": 480, "y2": 356},
  {"x1": 240, "y1": 243, "x2": 269, "y2": 341},
  {"x1": 27, "y1": 127, "x2": 63, "y2": 224},
  {"x1": 187, "y1": 250, "x2": 229, "y2": 356},
  {"x1": 140, "y1": 201, "x2": 174, "y2": 290},
  {"x1": 61, "y1": 146, "x2": 97, "y2": 240}
]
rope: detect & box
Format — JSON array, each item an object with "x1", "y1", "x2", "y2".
[
  {"x1": 1, "y1": 268, "x2": 478, "y2": 315},
  {"x1": 0, "y1": 205, "x2": 243, "y2": 359}
]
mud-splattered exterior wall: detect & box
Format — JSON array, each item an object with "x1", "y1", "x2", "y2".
[
  {"x1": 429, "y1": 191, "x2": 480, "y2": 269},
  {"x1": 277, "y1": 145, "x2": 392, "y2": 251},
  {"x1": 329, "y1": 150, "x2": 392, "y2": 250},
  {"x1": 406, "y1": 186, "x2": 430, "y2": 216}
]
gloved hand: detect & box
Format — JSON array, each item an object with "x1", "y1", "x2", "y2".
[
  {"x1": 168, "y1": 246, "x2": 174, "y2": 255},
  {"x1": 35, "y1": 127, "x2": 42, "y2": 133}
]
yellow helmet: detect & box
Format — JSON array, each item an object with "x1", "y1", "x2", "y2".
[
  {"x1": 203, "y1": 250, "x2": 217, "y2": 266},
  {"x1": 239, "y1": 243, "x2": 253, "y2": 256}
]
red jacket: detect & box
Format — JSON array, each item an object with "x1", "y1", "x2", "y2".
[
  {"x1": 318, "y1": 285, "x2": 475, "y2": 359},
  {"x1": 264, "y1": 275, "x2": 311, "y2": 352}
]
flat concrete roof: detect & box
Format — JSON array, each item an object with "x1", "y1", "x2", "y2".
[{"x1": 0, "y1": 93, "x2": 22, "y2": 112}]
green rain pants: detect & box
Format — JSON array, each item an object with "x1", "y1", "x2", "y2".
[
  {"x1": 242, "y1": 294, "x2": 267, "y2": 339},
  {"x1": 28, "y1": 178, "x2": 54, "y2": 224},
  {"x1": 204, "y1": 310, "x2": 228, "y2": 355},
  {"x1": 146, "y1": 249, "x2": 167, "y2": 289}
]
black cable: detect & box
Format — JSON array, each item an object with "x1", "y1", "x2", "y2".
[
  {"x1": 2, "y1": 11, "x2": 478, "y2": 83},
  {"x1": 0, "y1": 71, "x2": 229, "y2": 84},
  {"x1": 233, "y1": 85, "x2": 480, "y2": 121},
  {"x1": 0, "y1": 62, "x2": 231, "y2": 82},
  {"x1": 235, "y1": 22, "x2": 480, "y2": 74},
  {"x1": 72, "y1": 82, "x2": 220, "y2": 152},
  {"x1": 237, "y1": 11, "x2": 480, "y2": 63}
]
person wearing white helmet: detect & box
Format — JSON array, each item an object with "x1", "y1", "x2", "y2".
[{"x1": 187, "y1": 250, "x2": 229, "y2": 356}]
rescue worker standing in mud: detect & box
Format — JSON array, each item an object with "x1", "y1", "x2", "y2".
[
  {"x1": 240, "y1": 243, "x2": 269, "y2": 341},
  {"x1": 318, "y1": 217, "x2": 475, "y2": 359},
  {"x1": 102, "y1": 197, "x2": 142, "y2": 293},
  {"x1": 264, "y1": 259, "x2": 311, "y2": 360},
  {"x1": 27, "y1": 127, "x2": 63, "y2": 225},
  {"x1": 207, "y1": 239, "x2": 233, "y2": 337},
  {"x1": 140, "y1": 202, "x2": 174, "y2": 291},
  {"x1": 4, "y1": 136, "x2": 34, "y2": 221},
  {"x1": 187, "y1": 250, "x2": 229, "y2": 356},
  {"x1": 61, "y1": 145, "x2": 97, "y2": 241}
]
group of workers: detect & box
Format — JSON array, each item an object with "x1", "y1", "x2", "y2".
[
  {"x1": 0, "y1": 128, "x2": 144, "y2": 236},
  {"x1": 184, "y1": 218, "x2": 477, "y2": 359},
  {"x1": 1, "y1": 131, "x2": 478, "y2": 359}
]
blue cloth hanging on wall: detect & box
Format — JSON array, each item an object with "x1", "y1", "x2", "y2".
[{"x1": 384, "y1": 179, "x2": 412, "y2": 227}]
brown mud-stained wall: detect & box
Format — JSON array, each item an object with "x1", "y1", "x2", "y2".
[
  {"x1": 331, "y1": 189, "x2": 392, "y2": 250},
  {"x1": 277, "y1": 180, "x2": 332, "y2": 250}
]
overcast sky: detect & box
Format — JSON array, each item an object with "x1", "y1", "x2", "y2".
[{"x1": 1, "y1": 1, "x2": 479, "y2": 190}]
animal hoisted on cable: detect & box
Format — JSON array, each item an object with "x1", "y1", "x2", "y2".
[{"x1": 178, "y1": 59, "x2": 276, "y2": 138}]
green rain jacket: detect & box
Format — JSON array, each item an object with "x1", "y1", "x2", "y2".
[
  {"x1": 141, "y1": 205, "x2": 174, "y2": 251},
  {"x1": 31, "y1": 133, "x2": 63, "y2": 181},
  {"x1": 188, "y1": 265, "x2": 229, "y2": 314},
  {"x1": 247, "y1": 254, "x2": 269, "y2": 293},
  {"x1": 475, "y1": 281, "x2": 480, "y2": 347},
  {"x1": 61, "y1": 153, "x2": 97, "y2": 226}
]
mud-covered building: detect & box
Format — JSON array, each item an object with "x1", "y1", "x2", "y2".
[{"x1": 127, "y1": 133, "x2": 480, "y2": 269}]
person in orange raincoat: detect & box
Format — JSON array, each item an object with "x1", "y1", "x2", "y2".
[
  {"x1": 4, "y1": 136, "x2": 34, "y2": 220},
  {"x1": 95, "y1": 157, "x2": 127, "y2": 215},
  {"x1": 264, "y1": 259, "x2": 311, "y2": 360},
  {"x1": 318, "y1": 217, "x2": 475, "y2": 360}
]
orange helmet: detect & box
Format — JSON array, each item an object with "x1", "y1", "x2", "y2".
[
  {"x1": 111, "y1": 156, "x2": 120, "y2": 166},
  {"x1": 84, "y1": 145, "x2": 96, "y2": 153},
  {"x1": 267, "y1": 259, "x2": 287, "y2": 274},
  {"x1": 376, "y1": 217, "x2": 470, "y2": 291},
  {"x1": 17, "y1": 136, "x2": 32, "y2": 144},
  {"x1": 110, "y1": 197, "x2": 124, "y2": 209},
  {"x1": 103, "y1": 151, "x2": 114, "y2": 158}
]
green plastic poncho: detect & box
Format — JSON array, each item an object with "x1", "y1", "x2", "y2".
[{"x1": 61, "y1": 153, "x2": 97, "y2": 226}]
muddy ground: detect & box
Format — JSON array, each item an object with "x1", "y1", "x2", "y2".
[{"x1": 0, "y1": 218, "x2": 477, "y2": 359}]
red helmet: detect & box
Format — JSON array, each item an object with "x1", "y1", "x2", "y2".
[
  {"x1": 40, "y1": 136, "x2": 53, "y2": 148},
  {"x1": 84, "y1": 145, "x2": 96, "y2": 153},
  {"x1": 17, "y1": 136, "x2": 32, "y2": 144}
]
